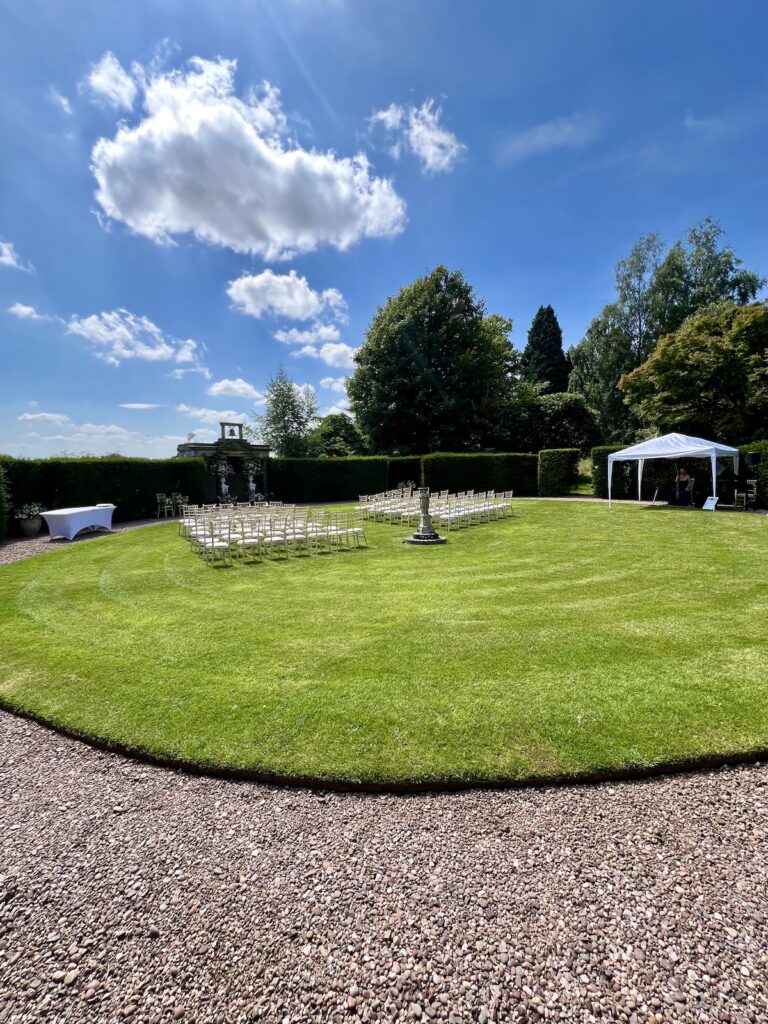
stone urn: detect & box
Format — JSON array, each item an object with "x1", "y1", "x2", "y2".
[{"x1": 18, "y1": 515, "x2": 43, "y2": 538}]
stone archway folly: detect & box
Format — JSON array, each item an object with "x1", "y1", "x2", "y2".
[{"x1": 176, "y1": 423, "x2": 271, "y2": 502}]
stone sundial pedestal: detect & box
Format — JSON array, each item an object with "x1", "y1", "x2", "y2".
[{"x1": 404, "y1": 487, "x2": 447, "y2": 545}]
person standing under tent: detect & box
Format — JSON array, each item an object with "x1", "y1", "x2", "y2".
[{"x1": 669, "y1": 466, "x2": 693, "y2": 506}]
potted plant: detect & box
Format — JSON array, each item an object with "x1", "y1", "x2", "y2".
[{"x1": 14, "y1": 502, "x2": 45, "y2": 538}]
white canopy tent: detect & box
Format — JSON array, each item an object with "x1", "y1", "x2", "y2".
[{"x1": 607, "y1": 432, "x2": 739, "y2": 507}]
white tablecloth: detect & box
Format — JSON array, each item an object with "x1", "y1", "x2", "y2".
[{"x1": 41, "y1": 505, "x2": 116, "y2": 541}]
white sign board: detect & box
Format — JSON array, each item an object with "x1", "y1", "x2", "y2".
[{"x1": 702, "y1": 496, "x2": 719, "y2": 511}]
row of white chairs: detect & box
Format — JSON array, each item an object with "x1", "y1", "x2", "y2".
[
  {"x1": 356, "y1": 489, "x2": 514, "y2": 530},
  {"x1": 179, "y1": 505, "x2": 367, "y2": 566}
]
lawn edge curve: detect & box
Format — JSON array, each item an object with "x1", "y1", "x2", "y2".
[{"x1": 2, "y1": 701, "x2": 766, "y2": 795}]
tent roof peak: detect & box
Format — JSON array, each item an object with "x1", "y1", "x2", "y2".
[{"x1": 608, "y1": 432, "x2": 739, "y2": 461}]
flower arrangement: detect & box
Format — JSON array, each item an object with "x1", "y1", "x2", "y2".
[
  {"x1": 13, "y1": 502, "x2": 45, "y2": 520},
  {"x1": 212, "y1": 459, "x2": 233, "y2": 479}
]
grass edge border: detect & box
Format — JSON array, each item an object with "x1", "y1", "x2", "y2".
[{"x1": 2, "y1": 699, "x2": 766, "y2": 796}]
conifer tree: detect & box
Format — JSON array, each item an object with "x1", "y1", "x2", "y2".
[{"x1": 522, "y1": 305, "x2": 570, "y2": 393}]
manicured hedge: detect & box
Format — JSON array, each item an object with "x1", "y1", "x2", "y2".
[
  {"x1": 267, "y1": 453, "x2": 538, "y2": 502},
  {"x1": 0, "y1": 464, "x2": 8, "y2": 539},
  {"x1": 538, "y1": 449, "x2": 580, "y2": 497},
  {"x1": 269, "y1": 457, "x2": 390, "y2": 503},
  {"x1": 387, "y1": 456, "x2": 422, "y2": 489},
  {"x1": 0, "y1": 456, "x2": 206, "y2": 527},
  {"x1": 739, "y1": 440, "x2": 768, "y2": 506},
  {"x1": 421, "y1": 453, "x2": 538, "y2": 496}
]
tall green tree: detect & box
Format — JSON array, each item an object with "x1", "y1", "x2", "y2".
[
  {"x1": 568, "y1": 219, "x2": 764, "y2": 441},
  {"x1": 620, "y1": 301, "x2": 768, "y2": 442},
  {"x1": 308, "y1": 413, "x2": 371, "y2": 457},
  {"x1": 347, "y1": 266, "x2": 516, "y2": 454},
  {"x1": 535, "y1": 393, "x2": 601, "y2": 452},
  {"x1": 614, "y1": 233, "x2": 665, "y2": 364},
  {"x1": 521, "y1": 305, "x2": 570, "y2": 392},
  {"x1": 568, "y1": 235, "x2": 664, "y2": 442},
  {"x1": 252, "y1": 366, "x2": 319, "y2": 456},
  {"x1": 568, "y1": 305, "x2": 636, "y2": 441},
  {"x1": 651, "y1": 218, "x2": 763, "y2": 338}
]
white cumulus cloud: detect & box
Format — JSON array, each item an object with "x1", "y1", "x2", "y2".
[
  {"x1": 87, "y1": 52, "x2": 137, "y2": 111},
  {"x1": 10, "y1": 300, "x2": 209, "y2": 375},
  {"x1": 66, "y1": 309, "x2": 202, "y2": 367},
  {"x1": 319, "y1": 375, "x2": 348, "y2": 394},
  {"x1": 370, "y1": 99, "x2": 465, "y2": 175},
  {"x1": 327, "y1": 399, "x2": 351, "y2": 415},
  {"x1": 91, "y1": 57, "x2": 406, "y2": 259},
  {"x1": 8, "y1": 302, "x2": 49, "y2": 320},
  {"x1": 228, "y1": 269, "x2": 346, "y2": 321},
  {"x1": 167, "y1": 365, "x2": 212, "y2": 381},
  {"x1": 177, "y1": 403, "x2": 248, "y2": 425},
  {"x1": 0, "y1": 242, "x2": 34, "y2": 272},
  {"x1": 13, "y1": 417, "x2": 194, "y2": 458},
  {"x1": 119, "y1": 403, "x2": 165, "y2": 410},
  {"x1": 294, "y1": 341, "x2": 356, "y2": 368},
  {"x1": 208, "y1": 378, "x2": 264, "y2": 401},
  {"x1": 24, "y1": 423, "x2": 135, "y2": 444},
  {"x1": 274, "y1": 323, "x2": 341, "y2": 345},
  {"x1": 227, "y1": 270, "x2": 352, "y2": 364},
  {"x1": 497, "y1": 113, "x2": 601, "y2": 165},
  {"x1": 17, "y1": 412, "x2": 70, "y2": 425}
]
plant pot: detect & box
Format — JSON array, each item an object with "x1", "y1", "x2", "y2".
[{"x1": 18, "y1": 516, "x2": 42, "y2": 538}]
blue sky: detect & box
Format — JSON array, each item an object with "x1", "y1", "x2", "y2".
[{"x1": 2, "y1": 0, "x2": 767, "y2": 457}]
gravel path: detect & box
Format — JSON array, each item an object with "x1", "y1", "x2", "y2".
[
  {"x1": 0, "y1": 519, "x2": 167, "y2": 567},
  {"x1": 1, "y1": 713, "x2": 767, "y2": 1024}
]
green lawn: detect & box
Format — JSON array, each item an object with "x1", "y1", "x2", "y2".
[
  {"x1": 1, "y1": 501, "x2": 768, "y2": 786},
  {"x1": 571, "y1": 456, "x2": 593, "y2": 494}
]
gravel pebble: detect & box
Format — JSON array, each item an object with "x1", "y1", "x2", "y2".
[{"x1": 1, "y1": 713, "x2": 767, "y2": 1023}]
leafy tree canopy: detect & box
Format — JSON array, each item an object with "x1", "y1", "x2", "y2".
[
  {"x1": 651, "y1": 218, "x2": 764, "y2": 340},
  {"x1": 250, "y1": 366, "x2": 319, "y2": 457},
  {"x1": 535, "y1": 392, "x2": 601, "y2": 453},
  {"x1": 347, "y1": 266, "x2": 517, "y2": 454},
  {"x1": 568, "y1": 305, "x2": 637, "y2": 442},
  {"x1": 308, "y1": 413, "x2": 371, "y2": 457},
  {"x1": 620, "y1": 301, "x2": 768, "y2": 443},
  {"x1": 568, "y1": 219, "x2": 764, "y2": 442},
  {"x1": 522, "y1": 305, "x2": 570, "y2": 393}
]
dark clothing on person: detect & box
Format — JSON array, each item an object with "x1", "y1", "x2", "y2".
[
  {"x1": 669, "y1": 479, "x2": 692, "y2": 506},
  {"x1": 676, "y1": 483, "x2": 691, "y2": 505}
]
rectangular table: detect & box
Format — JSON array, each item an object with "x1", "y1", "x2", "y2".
[{"x1": 41, "y1": 505, "x2": 117, "y2": 541}]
